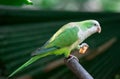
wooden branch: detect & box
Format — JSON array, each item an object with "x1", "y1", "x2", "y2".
[{"x1": 64, "y1": 56, "x2": 93, "y2": 79}]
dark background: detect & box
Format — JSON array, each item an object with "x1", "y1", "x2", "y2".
[{"x1": 0, "y1": 0, "x2": 120, "y2": 79}]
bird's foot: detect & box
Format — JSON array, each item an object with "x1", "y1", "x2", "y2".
[
  {"x1": 66, "y1": 55, "x2": 79, "y2": 62},
  {"x1": 79, "y1": 43, "x2": 89, "y2": 54}
]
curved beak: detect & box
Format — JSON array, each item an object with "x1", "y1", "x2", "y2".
[{"x1": 97, "y1": 25, "x2": 101, "y2": 33}]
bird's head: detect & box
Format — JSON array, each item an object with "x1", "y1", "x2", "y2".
[
  {"x1": 79, "y1": 20, "x2": 101, "y2": 34},
  {"x1": 77, "y1": 20, "x2": 101, "y2": 40}
]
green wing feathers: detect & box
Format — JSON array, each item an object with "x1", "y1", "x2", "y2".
[
  {"x1": 9, "y1": 25, "x2": 79, "y2": 78},
  {"x1": 32, "y1": 47, "x2": 58, "y2": 56},
  {"x1": 45, "y1": 26, "x2": 79, "y2": 48}
]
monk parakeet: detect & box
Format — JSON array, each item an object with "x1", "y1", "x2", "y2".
[{"x1": 9, "y1": 20, "x2": 101, "y2": 77}]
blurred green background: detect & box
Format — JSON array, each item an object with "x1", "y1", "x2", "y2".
[{"x1": 0, "y1": 0, "x2": 120, "y2": 79}]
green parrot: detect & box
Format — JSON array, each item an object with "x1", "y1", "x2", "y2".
[{"x1": 8, "y1": 20, "x2": 101, "y2": 77}]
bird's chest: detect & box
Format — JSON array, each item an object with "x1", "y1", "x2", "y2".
[{"x1": 77, "y1": 29, "x2": 86, "y2": 42}]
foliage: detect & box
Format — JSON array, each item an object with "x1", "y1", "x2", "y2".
[{"x1": 0, "y1": 0, "x2": 32, "y2": 6}]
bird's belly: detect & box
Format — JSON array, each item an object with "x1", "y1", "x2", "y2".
[{"x1": 69, "y1": 39, "x2": 81, "y2": 50}]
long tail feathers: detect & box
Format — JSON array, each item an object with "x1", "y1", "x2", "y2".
[{"x1": 8, "y1": 53, "x2": 49, "y2": 78}]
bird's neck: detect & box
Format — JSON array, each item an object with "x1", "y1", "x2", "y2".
[{"x1": 77, "y1": 28, "x2": 94, "y2": 43}]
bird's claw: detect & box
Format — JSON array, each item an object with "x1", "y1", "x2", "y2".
[
  {"x1": 79, "y1": 43, "x2": 89, "y2": 54},
  {"x1": 66, "y1": 55, "x2": 79, "y2": 62}
]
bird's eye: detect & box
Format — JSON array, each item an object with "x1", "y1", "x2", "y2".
[{"x1": 94, "y1": 23, "x2": 97, "y2": 26}]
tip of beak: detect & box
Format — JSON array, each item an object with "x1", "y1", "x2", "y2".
[
  {"x1": 98, "y1": 30, "x2": 101, "y2": 33},
  {"x1": 97, "y1": 26, "x2": 101, "y2": 33}
]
